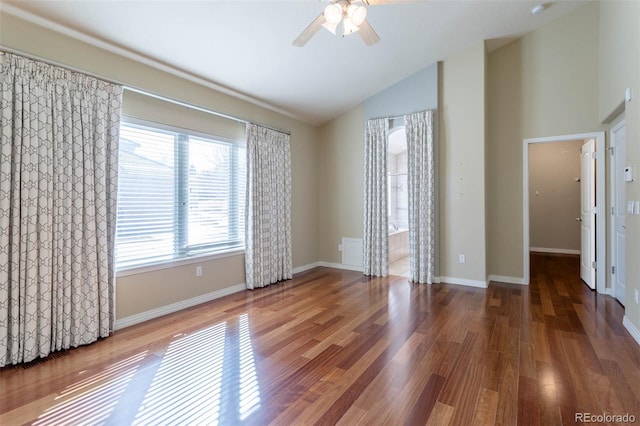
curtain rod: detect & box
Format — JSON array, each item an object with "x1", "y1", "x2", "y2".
[
  {"x1": 370, "y1": 109, "x2": 437, "y2": 122},
  {"x1": 123, "y1": 86, "x2": 291, "y2": 136},
  {"x1": 369, "y1": 114, "x2": 406, "y2": 121},
  {"x1": 0, "y1": 46, "x2": 292, "y2": 136}
]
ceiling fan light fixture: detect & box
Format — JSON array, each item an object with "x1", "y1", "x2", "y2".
[
  {"x1": 322, "y1": 21, "x2": 339, "y2": 35},
  {"x1": 348, "y1": 5, "x2": 367, "y2": 26},
  {"x1": 342, "y1": 16, "x2": 360, "y2": 36},
  {"x1": 292, "y1": 0, "x2": 380, "y2": 46},
  {"x1": 324, "y1": 4, "x2": 343, "y2": 24}
]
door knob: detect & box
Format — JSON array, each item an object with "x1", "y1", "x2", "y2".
[{"x1": 576, "y1": 217, "x2": 582, "y2": 222}]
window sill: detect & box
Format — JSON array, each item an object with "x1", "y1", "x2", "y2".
[{"x1": 116, "y1": 248, "x2": 245, "y2": 278}]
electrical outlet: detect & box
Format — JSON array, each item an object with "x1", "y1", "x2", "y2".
[
  {"x1": 635, "y1": 289, "x2": 639, "y2": 305},
  {"x1": 338, "y1": 244, "x2": 343, "y2": 252},
  {"x1": 458, "y1": 254, "x2": 465, "y2": 264},
  {"x1": 196, "y1": 266, "x2": 202, "y2": 277}
]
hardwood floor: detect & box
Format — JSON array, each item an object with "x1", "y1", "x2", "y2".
[{"x1": 2, "y1": 254, "x2": 640, "y2": 425}]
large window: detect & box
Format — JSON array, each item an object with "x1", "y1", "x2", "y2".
[{"x1": 116, "y1": 121, "x2": 246, "y2": 270}]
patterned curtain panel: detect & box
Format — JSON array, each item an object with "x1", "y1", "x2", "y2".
[
  {"x1": 406, "y1": 110, "x2": 435, "y2": 284},
  {"x1": 0, "y1": 53, "x2": 122, "y2": 366},
  {"x1": 363, "y1": 118, "x2": 389, "y2": 277},
  {"x1": 245, "y1": 123, "x2": 292, "y2": 289}
]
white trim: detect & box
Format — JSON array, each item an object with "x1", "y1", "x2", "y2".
[
  {"x1": 609, "y1": 114, "x2": 626, "y2": 304},
  {"x1": 611, "y1": 112, "x2": 626, "y2": 131},
  {"x1": 623, "y1": 316, "x2": 640, "y2": 347},
  {"x1": 523, "y1": 132, "x2": 606, "y2": 292},
  {"x1": 115, "y1": 261, "x2": 323, "y2": 330},
  {"x1": 114, "y1": 283, "x2": 246, "y2": 330},
  {"x1": 1, "y1": 4, "x2": 308, "y2": 125},
  {"x1": 439, "y1": 276, "x2": 488, "y2": 288},
  {"x1": 318, "y1": 261, "x2": 364, "y2": 272},
  {"x1": 123, "y1": 116, "x2": 245, "y2": 147},
  {"x1": 487, "y1": 275, "x2": 527, "y2": 285},
  {"x1": 293, "y1": 262, "x2": 322, "y2": 274},
  {"x1": 529, "y1": 247, "x2": 580, "y2": 255}
]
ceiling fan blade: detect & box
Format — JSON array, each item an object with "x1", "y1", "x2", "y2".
[
  {"x1": 293, "y1": 13, "x2": 326, "y2": 47},
  {"x1": 358, "y1": 19, "x2": 381, "y2": 46}
]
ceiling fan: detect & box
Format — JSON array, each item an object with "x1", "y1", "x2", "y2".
[{"x1": 293, "y1": 0, "x2": 390, "y2": 47}]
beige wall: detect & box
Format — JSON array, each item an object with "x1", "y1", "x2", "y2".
[
  {"x1": 439, "y1": 43, "x2": 487, "y2": 282},
  {"x1": 487, "y1": 3, "x2": 603, "y2": 279},
  {"x1": 318, "y1": 43, "x2": 489, "y2": 284},
  {"x1": 528, "y1": 140, "x2": 583, "y2": 252},
  {"x1": 122, "y1": 91, "x2": 245, "y2": 141},
  {"x1": 0, "y1": 12, "x2": 319, "y2": 320},
  {"x1": 599, "y1": 1, "x2": 640, "y2": 330},
  {"x1": 4, "y1": 2, "x2": 640, "y2": 332},
  {"x1": 599, "y1": 1, "x2": 640, "y2": 122},
  {"x1": 317, "y1": 106, "x2": 365, "y2": 263}
]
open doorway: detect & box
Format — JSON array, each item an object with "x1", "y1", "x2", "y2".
[
  {"x1": 387, "y1": 125, "x2": 409, "y2": 277},
  {"x1": 527, "y1": 139, "x2": 596, "y2": 288},
  {"x1": 528, "y1": 140, "x2": 583, "y2": 256},
  {"x1": 523, "y1": 132, "x2": 606, "y2": 293}
]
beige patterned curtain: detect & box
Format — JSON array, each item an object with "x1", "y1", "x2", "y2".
[
  {"x1": 406, "y1": 110, "x2": 435, "y2": 283},
  {"x1": 0, "y1": 53, "x2": 122, "y2": 366},
  {"x1": 244, "y1": 123, "x2": 292, "y2": 289},
  {"x1": 363, "y1": 118, "x2": 389, "y2": 276}
]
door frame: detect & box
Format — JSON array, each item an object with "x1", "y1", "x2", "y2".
[
  {"x1": 523, "y1": 131, "x2": 606, "y2": 294},
  {"x1": 609, "y1": 113, "x2": 626, "y2": 300}
]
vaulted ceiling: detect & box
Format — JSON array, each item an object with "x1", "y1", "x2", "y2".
[{"x1": 3, "y1": 0, "x2": 588, "y2": 125}]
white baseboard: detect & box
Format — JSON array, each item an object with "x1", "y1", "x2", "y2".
[
  {"x1": 439, "y1": 276, "x2": 488, "y2": 289},
  {"x1": 293, "y1": 261, "x2": 322, "y2": 274},
  {"x1": 623, "y1": 316, "x2": 640, "y2": 348},
  {"x1": 318, "y1": 261, "x2": 364, "y2": 272},
  {"x1": 530, "y1": 247, "x2": 580, "y2": 255},
  {"x1": 114, "y1": 264, "x2": 496, "y2": 330},
  {"x1": 115, "y1": 262, "x2": 324, "y2": 330},
  {"x1": 487, "y1": 274, "x2": 528, "y2": 285},
  {"x1": 115, "y1": 283, "x2": 246, "y2": 330}
]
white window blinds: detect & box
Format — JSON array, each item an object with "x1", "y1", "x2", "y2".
[{"x1": 116, "y1": 121, "x2": 245, "y2": 270}]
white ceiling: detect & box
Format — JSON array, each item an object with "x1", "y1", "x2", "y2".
[{"x1": 4, "y1": 0, "x2": 588, "y2": 125}]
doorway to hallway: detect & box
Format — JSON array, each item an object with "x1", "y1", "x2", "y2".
[{"x1": 523, "y1": 132, "x2": 606, "y2": 294}]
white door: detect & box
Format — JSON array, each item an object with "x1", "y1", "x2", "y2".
[
  {"x1": 580, "y1": 139, "x2": 596, "y2": 289},
  {"x1": 612, "y1": 120, "x2": 626, "y2": 304}
]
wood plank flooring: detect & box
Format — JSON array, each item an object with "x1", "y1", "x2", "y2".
[{"x1": 2, "y1": 253, "x2": 640, "y2": 425}]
